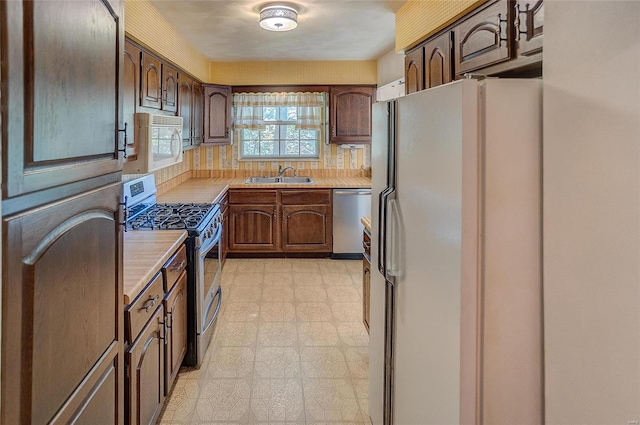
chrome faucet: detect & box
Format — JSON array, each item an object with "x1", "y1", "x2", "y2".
[{"x1": 277, "y1": 165, "x2": 295, "y2": 178}]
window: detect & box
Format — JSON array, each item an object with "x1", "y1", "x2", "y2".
[{"x1": 234, "y1": 92, "x2": 324, "y2": 160}]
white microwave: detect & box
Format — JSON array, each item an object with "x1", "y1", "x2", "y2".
[{"x1": 123, "y1": 113, "x2": 183, "y2": 174}]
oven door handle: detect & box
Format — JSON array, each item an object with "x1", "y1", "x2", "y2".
[{"x1": 202, "y1": 287, "x2": 222, "y2": 335}]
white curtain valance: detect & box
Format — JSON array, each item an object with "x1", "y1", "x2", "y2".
[{"x1": 233, "y1": 92, "x2": 325, "y2": 130}]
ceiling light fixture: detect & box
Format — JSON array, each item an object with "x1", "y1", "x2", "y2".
[{"x1": 259, "y1": 5, "x2": 298, "y2": 32}]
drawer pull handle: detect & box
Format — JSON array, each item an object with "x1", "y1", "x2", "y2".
[
  {"x1": 142, "y1": 295, "x2": 159, "y2": 313},
  {"x1": 171, "y1": 260, "x2": 186, "y2": 272}
]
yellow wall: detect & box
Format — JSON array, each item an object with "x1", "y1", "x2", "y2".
[
  {"x1": 124, "y1": 0, "x2": 209, "y2": 81},
  {"x1": 395, "y1": 0, "x2": 488, "y2": 52},
  {"x1": 209, "y1": 61, "x2": 377, "y2": 86}
]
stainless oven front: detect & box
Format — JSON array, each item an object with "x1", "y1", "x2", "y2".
[{"x1": 194, "y1": 214, "x2": 222, "y2": 367}]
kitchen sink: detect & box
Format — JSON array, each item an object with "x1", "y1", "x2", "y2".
[{"x1": 245, "y1": 176, "x2": 315, "y2": 184}]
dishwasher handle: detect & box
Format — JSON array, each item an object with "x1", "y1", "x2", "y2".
[{"x1": 333, "y1": 190, "x2": 372, "y2": 196}]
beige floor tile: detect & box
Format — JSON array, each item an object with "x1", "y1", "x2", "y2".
[
  {"x1": 250, "y1": 378, "x2": 305, "y2": 422},
  {"x1": 327, "y1": 287, "x2": 361, "y2": 303},
  {"x1": 207, "y1": 346, "x2": 255, "y2": 378},
  {"x1": 264, "y1": 259, "x2": 294, "y2": 272},
  {"x1": 216, "y1": 322, "x2": 258, "y2": 347},
  {"x1": 262, "y1": 285, "x2": 295, "y2": 302},
  {"x1": 296, "y1": 302, "x2": 333, "y2": 322},
  {"x1": 236, "y1": 260, "x2": 267, "y2": 273},
  {"x1": 258, "y1": 322, "x2": 299, "y2": 347},
  {"x1": 298, "y1": 322, "x2": 339, "y2": 347},
  {"x1": 255, "y1": 346, "x2": 301, "y2": 379},
  {"x1": 322, "y1": 273, "x2": 356, "y2": 286},
  {"x1": 232, "y1": 272, "x2": 264, "y2": 287},
  {"x1": 351, "y1": 378, "x2": 369, "y2": 400},
  {"x1": 343, "y1": 347, "x2": 369, "y2": 379},
  {"x1": 198, "y1": 378, "x2": 252, "y2": 421},
  {"x1": 303, "y1": 379, "x2": 362, "y2": 423},
  {"x1": 331, "y1": 303, "x2": 363, "y2": 323},
  {"x1": 222, "y1": 302, "x2": 260, "y2": 322},
  {"x1": 263, "y1": 271, "x2": 294, "y2": 285},
  {"x1": 227, "y1": 286, "x2": 262, "y2": 303},
  {"x1": 345, "y1": 260, "x2": 363, "y2": 274},
  {"x1": 337, "y1": 323, "x2": 369, "y2": 347},
  {"x1": 260, "y1": 302, "x2": 296, "y2": 322},
  {"x1": 300, "y1": 347, "x2": 348, "y2": 379},
  {"x1": 294, "y1": 286, "x2": 328, "y2": 302},
  {"x1": 291, "y1": 260, "x2": 321, "y2": 272},
  {"x1": 292, "y1": 272, "x2": 324, "y2": 286}
]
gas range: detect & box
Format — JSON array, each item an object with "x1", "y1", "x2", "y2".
[{"x1": 126, "y1": 202, "x2": 219, "y2": 241}]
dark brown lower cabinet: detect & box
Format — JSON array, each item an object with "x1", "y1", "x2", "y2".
[
  {"x1": 282, "y1": 205, "x2": 332, "y2": 252},
  {"x1": 1, "y1": 182, "x2": 124, "y2": 424},
  {"x1": 164, "y1": 272, "x2": 187, "y2": 392},
  {"x1": 126, "y1": 305, "x2": 165, "y2": 425},
  {"x1": 229, "y1": 204, "x2": 279, "y2": 252}
]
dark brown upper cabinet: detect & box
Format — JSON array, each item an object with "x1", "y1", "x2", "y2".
[
  {"x1": 192, "y1": 81, "x2": 205, "y2": 146},
  {"x1": 178, "y1": 74, "x2": 193, "y2": 147},
  {"x1": 515, "y1": 0, "x2": 544, "y2": 56},
  {"x1": 203, "y1": 84, "x2": 232, "y2": 145},
  {"x1": 454, "y1": 0, "x2": 513, "y2": 76},
  {"x1": 2, "y1": 0, "x2": 122, "y2": 202},
  {"x1": 424, "y1": 32, "x2": 453, "y2": 89},
  {"x1": 123, "y1": 41, "x2": 140, "y2": 161},
  {"x1": 141, "y1": 52, "x2": 162, "y2": 109},
  {"x1": 405, "y1": 47, "x2": 424, "y2": 95},
  {"x1": 162, "y1": 64, "x2": 179, "y2": 113},
  {"x1": 329, "y1": 86, "x2": 376, "y2": 144}
]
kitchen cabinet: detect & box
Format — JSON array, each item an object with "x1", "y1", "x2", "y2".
[
  {"x1": 220, "y1": 192, "x2": 229, "y2": 264},
  {"x1": 141, "y1": 52, "x2": 178, "y2": 113},
  {"x1": 454, "y1": 0, "x2": 512, "y2": 75},
  {"x1": 424, "y1": 32, "x2": 453, "y2": 88},
  {"x1": 2, "y1": 183, "x2": 124, "y2": 424},
  {"x1": 329, "y1": 86, "x2": 376, "y2": 144},
  {"x1": 2, "y1": 0, "x2": 124, "y2": 422},
  {"x1": 192, "y1": 81, "x2": 205, "y2": 146},
  {"x1": 228, "y1": 189, "x2": 333, "y2": 254},
  {"x1": 124, "y1": 41, "x2": 141, "y2": 162},
  {"x1": 162, "y1": 64, "x2": 179, "y2": 113},
  {"x1": 404, "y1": 47, "x2": 424, "y2": 95},
  {"x1": 178, "y1": 75, "x2": 193, "y2": 147},
  {"x1": 281, "y1": 190, "x2": 332, "y2": 252},
  {"x1": 203, "y1": 84, "x2": 233, "y2": 145},
  {"x1": 164, "y1": 271, "x2": 187, "y2": 393},
  {"x1": 2, "y1": 0, "x2": 123, "y2": 203},
  {"x1": 515, "y1": 0, "x2": 544, "y2": 56},
  {"x1": 362, "y1": 228, "x2": 371, "y2": 333}
]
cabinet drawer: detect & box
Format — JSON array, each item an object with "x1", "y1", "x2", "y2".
[
  {"x1": 229, "y1": 190, "x2": 277, "y2": 204},
  {"x1": 281, "y1": 190, "x2": 331, "y2": 205},
  {"x1": 162, "y1": 244, "x2": 187, "y2": 292},
  {"x1": 126, "y1": 272, "x2": 164, "y2": 343},
  {"x1": 219, "y1": 191, "x2": 229, "y2": 213}
]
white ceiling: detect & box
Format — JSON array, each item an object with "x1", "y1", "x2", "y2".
[{"x1": 149, "y1": 0, "x2": 406, "y2": 61}]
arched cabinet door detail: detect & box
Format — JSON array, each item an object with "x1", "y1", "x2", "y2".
[
  {"x1": 229, "y1": 205, "x2": 279, "y2": 251},
  {"x1": 203, "y1": 85, "x2": 232, "y2": 145},
  {"x1": 282, "y1": 205, "x2": 332, "y2": 252},
  {"x1": 515, "y1": 0, "x2": 544, "y2": 56},
  {"x1": 329, "y1": 86, "x2": 376, "y2": 144},
  {"x1": 404, "y1": 47, "x2": 424, "y2": 94},
  {"x1": 425, "y1": 32, "x2": 452, "y2": 89}
]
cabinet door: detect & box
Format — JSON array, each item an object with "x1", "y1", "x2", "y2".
[
  {"x1": 282, "y1": 205, "x2": 332, "y2": 252},
  {"x1": 2, "y1": 182, "x2": 124, "y2": 424},
  {"x1": 363, "y1": 258, "x2": 371, "y2": 333},
  {"x1": 192, "y1": 81, "x2": 205, "y2": 146},
  {"x1": 515, "y1": 0, "x2": 543, "y2": 56},
  {"x1": 126, "y1": 305, "x2": 165, "y2": 425},
  {"x1": 229, "y1": 204, "x2": 279, "y2": 252},
  {"x1": 178, "y1": 75, "x2": 193, "y2": 148},
  {"x1": 404, "y1": 47, "x2": 424, "y2": 94},
  {"x1": 424, "y1": 32, "x2": 453, "y2": 89},
  {"x1": 454, "y1": 0, "x2": 512, "y2": 75},
  {"x1": 221, "y1": 205, "x2": 229, "y2": 264},
  {"x1": 162, "y1": 64, "x2": 179, "y2": 113},
  {"x1": 141, "y1": 52, "x2": 162, "y2": 109},
  {"x1": 203, "y1": 85, "x2": 232, "y2": 145},
  {"x1": 329, "y1": 86, "x2": 375, "y2": 144},
  {"x1": 123, "y1": 41, "x2": 140, "y2": 162},
  {"x1": 164, "y1": 271, "x2": 187, "y2": 393},
  {"x1": 2, "y1": 0, "x2": 122, "y2": 201}
]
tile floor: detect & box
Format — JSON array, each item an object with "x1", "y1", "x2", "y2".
[{"x1": 158, "y1": 258, "x2": 370, "y2": 425}]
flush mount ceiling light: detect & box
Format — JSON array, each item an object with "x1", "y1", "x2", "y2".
[{"x1": 259, "y1": 5, "x2": 298, "y2": 31}]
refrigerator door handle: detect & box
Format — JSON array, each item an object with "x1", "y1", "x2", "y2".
[
  {"x1": 386, "y1": 196, "x2": 402, "y2": 278},
  {"x1": 378, "y1": 187, "x2": 391, "y2": 275}
]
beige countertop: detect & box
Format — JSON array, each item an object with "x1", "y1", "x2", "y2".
[
  {"x1": 157, "y1": 176, "x2": 372, "y2": 205},
  {"x1": 361, "y1": 216, "x2": 371, "y2": 233},
  {"x1": 123, "y1": 230, "x2": 188, "y2": 305}
]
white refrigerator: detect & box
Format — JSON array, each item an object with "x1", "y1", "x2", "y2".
[{"x1": 369, "y1": 79, "x2": 543, "y2": 425}]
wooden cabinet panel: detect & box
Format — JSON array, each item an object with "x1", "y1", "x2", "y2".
[
  {"x1": 192, "y1": 81, "x2": 205, "y2": 146},
  {"x1": 229, "y1": 190, "x2": 278, "y2": 205},
  {"x1": 221, "y1": 197, "x2": 229, "y2": 264},
  {"x1": 281, "y1": 189, "x2": 331, "y2": 205},
  {"x1": 329, "y1": 86, "x2": 375, "y2": 144},
  {"x1": 162, "y1": 244, "x2": 187, "y2": 292},
  {"x1": 126, "y1": 305, "x2": 165, "y2": 425},
  {"x1": 454, "y1": 0, "x2": 512, "y2": 75},
  {"x1": 404, "y1": 47, "x2": 424, "y2": 94},
  {"x1": 125, "y1": 273, "x2": 164, "y2": 343},
  {"x1": 203, "y1": 84, "x2": 232, "y2": 145},
  {"x1": 164, "y1": 271, "x2": 187, "y2": 393},
  {"x1": 282, "y1": 205, "x2": 332, "y2": 252},
  {"x1": 363, "y1": 256, "x2": 371, "y2": 333},
  {"x1": 515, "y1": 0, "x2": 543, "y2": 56},
  {"x1": 2, "y1": 0, "x2": 122, "y2": 200},
  {"x1": 141, "y1": 52, "x2": 162, "y2": 109},
  {"x1": 123, "y1": 41, "x2": 140, "y2": 162},
  {"x1": 2, "y1": 182, "x2": 124, "y2": 424},
  {"x1": 178, "y1": 75, "x2": 193, "y2": 147},
  {"x1": 424, "y1": 32, "x2": 453, "y2": 88},
  {"x1": 229, "y1": 204, "x2": 279, "y2": 251},
  {"x1": 162, "y1": 64, "x2": 179, "y2": 113}
]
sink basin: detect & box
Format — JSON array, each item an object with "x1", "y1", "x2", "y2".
[{"x1": 245, "y1": 176, "x2": 315, "y2": 184}]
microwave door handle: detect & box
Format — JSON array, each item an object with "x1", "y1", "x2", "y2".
[{"x1": 171, "y1": 129, "x2": 180, "y2": 157}]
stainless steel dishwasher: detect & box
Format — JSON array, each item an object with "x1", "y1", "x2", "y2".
[{"x1": 332, "y1": 188, "x2": 372, "y2": 259}]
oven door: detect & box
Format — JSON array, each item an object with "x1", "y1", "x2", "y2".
[{"x1": 195, "y1": 220, "x2": 223, "y2": 366}]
